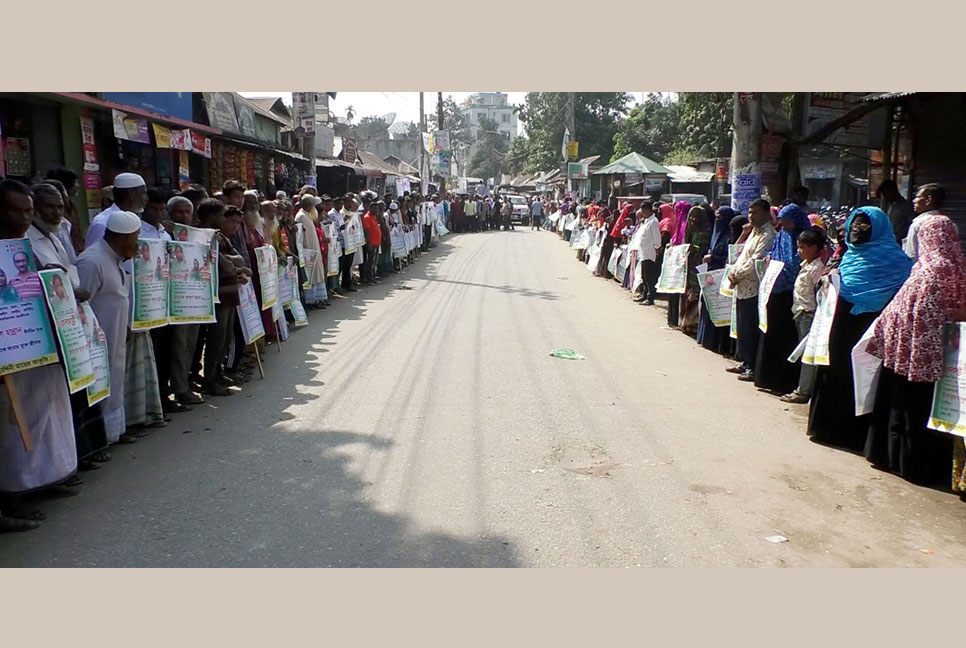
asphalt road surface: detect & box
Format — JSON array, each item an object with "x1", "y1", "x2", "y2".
[{"x1": 4, "y1": 228, "x2": 966, "y2": 567}]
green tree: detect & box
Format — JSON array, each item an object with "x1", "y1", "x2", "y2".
[
  {"x1": 517, "y1": 92, "x2": 630, "y2": 172},
  {"x1": 662, "y1": 148, "x2": 704, "y2": 165},
  {"x1": 676, "y1": 92, "x2": 734, "y2": 157},
  {"x1": 468, "y1": 116, "x2": 509, "y2": 180},
  {"x1": 507, "y1": 136, "x2": 528, "y2": 175},
  {"x1": 611, "y1": 93, "x2": 682, "y2": 162}
]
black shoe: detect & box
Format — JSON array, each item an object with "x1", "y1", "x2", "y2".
[{"x1": 346, "y1": 287, "x2": 359, "y2": 293}]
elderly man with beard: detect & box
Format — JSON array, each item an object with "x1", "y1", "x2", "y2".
[
  {"x1": 158, "y1": 196, "x2": 206, "y2": 412},
  {"x1": 0, "y1": 181, "x2": 80, "y2": 531}
]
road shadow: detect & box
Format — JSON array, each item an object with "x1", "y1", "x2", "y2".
[{"x1": 0, "y1": 240, "x2": 517, "y2": 567}]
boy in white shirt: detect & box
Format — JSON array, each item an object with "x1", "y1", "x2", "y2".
[{"x1": 781, "y1": 228, "x2": 826, "y2": 403}]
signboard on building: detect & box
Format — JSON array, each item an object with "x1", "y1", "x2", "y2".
[
  {"x1": 232, "y1": 95, "x2": 257, "y2": 138},
  {"x1": 342, "y1": 138, "x2": 358, "y2": 164},
  {"x1": 202, "y1": 92, "x2": 240, "y2": 133},
  {"x1": 645, "y1": 177, "x2": 664, "y2": 193},
  {"x1": 568, "y1": 162, "x2": 586, "y2": 180},
  {"x1": 716, "y1": 158, "x2": 729, "y2": 181},
  {"x1": 292, "y1": 92, "x2": 315, "y2": 134},
  {"x1": 803, "y1": 93, "x2": 870, "y2": 148},
  {"x1": 103, "y1": 93, "x2": 193, "y2": 121},
  {"x1": 567, "y1": 141, "x2": 579, "y2": 161},
  {"x1": 625, "y1": 173, "x2": 643, "y2": 185}
]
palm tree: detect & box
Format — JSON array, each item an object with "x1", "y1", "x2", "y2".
[{"x1": 345, "y1": 105, "x2": 355, "y2": 124}]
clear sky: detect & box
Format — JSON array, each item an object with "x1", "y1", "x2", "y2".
[{"x1": 240, "y1": 92, "x2": 647, "y2": 136}]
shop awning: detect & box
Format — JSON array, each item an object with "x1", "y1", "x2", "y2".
[
  {"x1": 218, "y1": 135, "x2": 309, "y2": 162},
  {"x1": 796, "y1": 92, "x2": 919, "y2": 145},
  {"x1": 594, "y1": 152, "x2": 671, "y2": 175},
  {"x1": 666, "y1": 165, "x2": 715, "y2": 183}
]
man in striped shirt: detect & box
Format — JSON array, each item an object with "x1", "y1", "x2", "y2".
[{"x1": 9, "y1": 251, "x2": 42, "y2": 299}]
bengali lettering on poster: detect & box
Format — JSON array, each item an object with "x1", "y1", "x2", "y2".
[
  {"x1": 802, "y1": 274, "x2": 840, "y2": 366},
  {"x1": 0, "y1": 239, "x2": 59, "y2": 376},
  {"x1": 78, "y1": 302, "x2": 110, "y2": 406},
  {"x1": 729, "y1": 294, "x2": 738, "y2": 339},
  {"x1": 173, "y1": 224, "x2": 219, "y2": 303},
  {"x1": 286, "y1": 264, "x2": 308, "y2": 327},
  {"x1": 928, "y1": 323, "x2": 966, "y2": 437},
  {"x1": 38, "y1": 269, "x2": 94, "y2": 393},
  {"x1": 278, "y1": 259, "x2": 295, "y2": 307},
  {"x1": 757, "y1": 260, "x2": 785, "y2": 333},
  {"x1": 167, "y1": 241, "x2": 215, "y2": 324},
  {"x1": 236, "y1": 281, "x2": 265, "y2": 346},
  {"x1": 696, "y1": 269, "x2": 732, "y2": 327},
  {"x1": 255, "y1": 245, "x2": 278, "y2": 310},
  {"x1": 131, "y1": 239, "x2": 169, "y2": 330},
  {"x1": 656, "y1": 244, "x2": 689, "y2": 294}
]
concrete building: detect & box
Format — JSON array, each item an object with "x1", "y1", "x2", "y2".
[{"x1": 462, "y1": 92, "x2": 518, "y2": 141}]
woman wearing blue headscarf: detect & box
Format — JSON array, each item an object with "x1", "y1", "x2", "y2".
[
  {"x1": 807, "y1": 206, "x2": 913, "y2": 449},
  {"x1": 696, "y1": 206, "x2": 734, "y2": 352},
  {"x1": 754, "y1": 202, "x2": 812, "y2": 394}
]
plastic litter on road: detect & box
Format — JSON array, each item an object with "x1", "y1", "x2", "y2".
[{"x1": 549, "y1": 348, "x2": 586, "y2": 360}]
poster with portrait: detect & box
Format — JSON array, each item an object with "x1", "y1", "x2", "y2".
[
  {"x1": 0, "y1": 239, "x2": 59, "y2": 376},
  {"x1": 696, "y1": 269, "x2": 732, "y2": 327},
  {"x1": 757, "y1": 260, "x2": 785, "y2": 333},
  {"x1": 656, "y1": 244, "x2": 689, "y2": 294},
  {"x1": 236, "y1": 281, "x2": 265, "y2": 345},
  {"x1": 78, "y1": 302, "x2": 110, "y2": 406},
  {"x1": 254, "y1": 245, "x2": 279, "y2": 310},
  {"x1": 802, "y1": 274, "x2": 840, "y2": 366},
  {"x1": 167, "y1": 241, "x2": 215, "y2": 324},
  {"x1": 131, "y1": 238, "x2": 169, "y2": 330},
  {"x1": 287, "y1": 274, "x2": 308, "y2": 328},
  {"x1": 38, "y1": 269, "x2": 94, "y2": 393},
  {"x1": 172, "y1": 223, "x2": 219, "y2": 303},
  {"x1": 278, "y1": 258, "x2": 296, "y2": 307}
]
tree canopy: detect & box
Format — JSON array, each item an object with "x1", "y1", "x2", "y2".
[{"x1": 517, "y1": 92, "x2": 630, "y2": 172}]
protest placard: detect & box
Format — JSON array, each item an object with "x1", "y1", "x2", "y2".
[
  {"x1": 131, "y1": 238, "x2": 169, "y2": 329},
  {"x1": 78, "y1": 302, "x2": 110, "y2": 406},
  {"x1": 39, "y1": 269, "x2": 94, "y2": 393},
  {"x1": 167, "y1": 241, "x2": 215, "y2": 324},
  {"x1": 656, "y1": 244, "x2": 689, "y2": 294},
  {"x1": 0, "y1": 239, "x2": 59, "y2": 376}
]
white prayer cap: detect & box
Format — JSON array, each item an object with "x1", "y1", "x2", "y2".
[
  {"x1": 276, "y1": 191, "x2": 287, "y2": 199},
  {"x1": 106, "y1": 210, "x2": 141, "y2": 235},
  {"x1": 389, "y1": 202, "x2": 399, "y2": 210},
  {"x1": 113, "y1": 172, "x2": 145, "y2": 189},
  {"x1": 313, "y1": 196, "x2": 323, "y2": 205}
]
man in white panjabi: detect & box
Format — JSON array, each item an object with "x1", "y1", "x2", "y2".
[
  {"x1": 0, "y1": 180, "x2": 77, "y2": 527},
  {"x1": 76, "y1": 210, "x2": 141, "y2": 444}
]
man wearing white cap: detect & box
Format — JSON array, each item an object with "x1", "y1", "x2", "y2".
[
  {"x1": 85, "y1": 173, "x2": 147, "y2": 248},
  {"x1": 77, "y1": 210, "x2": 142, "y2": 444}
]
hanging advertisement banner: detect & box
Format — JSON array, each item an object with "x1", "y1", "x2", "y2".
[{"x1": 112, "y1": 109, "x2": 150, "y2": 144}]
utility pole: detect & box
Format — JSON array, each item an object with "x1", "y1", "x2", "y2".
[
  {"x1": 419, "y1": 91, "x2": 425, "y2": 195},
  {"x1": 565, "y1": 92, "x2": 575, "y2": 196},
  {"x1": 730, "y1": 92, "x2": 763, "y2": 215},
  {"x1": 437, "y1": 92, "x2": 445, "y2": 192}
]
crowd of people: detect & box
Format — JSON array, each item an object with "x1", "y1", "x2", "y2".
[
  {"x1": 0, "y1": 170, "x2": 450, "y2": 533},
  {"x1": 538, "y1": 182, "x2": 966, "y2": 498}
]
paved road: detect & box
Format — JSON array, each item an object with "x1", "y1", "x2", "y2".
[{"x1": 4, "y1": 229, "x2": 966, "y2": 567}]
